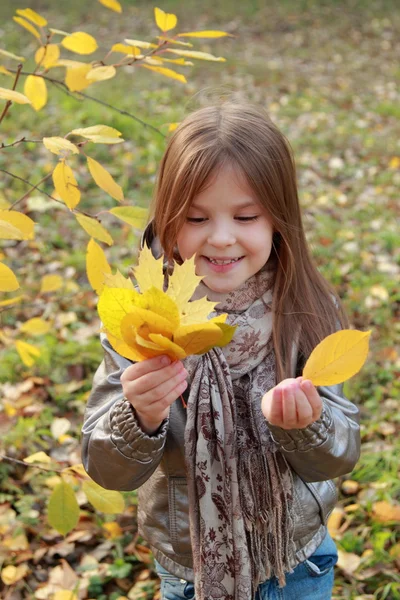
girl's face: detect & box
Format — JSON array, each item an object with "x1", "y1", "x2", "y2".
[{"x1": 176, "y1": 164, "x2": 274, "y2": 294}]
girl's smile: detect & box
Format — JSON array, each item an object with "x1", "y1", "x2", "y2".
[{"x1": 176, "y1": 164, "x2": 274, "y2": 294}]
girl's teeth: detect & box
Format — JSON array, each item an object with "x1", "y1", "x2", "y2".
[{"x1": 208, "y1": 258, "x2": 240, "y2": 265}]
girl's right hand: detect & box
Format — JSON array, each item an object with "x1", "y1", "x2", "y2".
[{"x1": 120, "y1": 355, "x2": 188, "y2": 435}]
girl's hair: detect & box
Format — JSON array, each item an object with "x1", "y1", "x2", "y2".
[{"x1": 149, "y1": 102, "x2": 349, "y2": 381}]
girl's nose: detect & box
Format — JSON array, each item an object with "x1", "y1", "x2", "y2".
[{"x1": 207, "y1": 225, "x2": 236, "y2": 247}]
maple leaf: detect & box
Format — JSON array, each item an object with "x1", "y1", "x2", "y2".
[{"x1": 98, "y1": 245, "x2": 236, "y2": 361}]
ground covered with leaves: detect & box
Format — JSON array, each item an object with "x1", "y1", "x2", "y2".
[{"x1": 0, "y1": 0, "x2": 399, "y2": 598}]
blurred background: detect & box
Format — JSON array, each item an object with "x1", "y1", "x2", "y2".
[{"x1": 0, "y1": 1, "x2": 399, "y2": 599}]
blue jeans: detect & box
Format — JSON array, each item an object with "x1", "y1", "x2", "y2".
[{"x1": 155, "y1": 531, "x2": 338, "y2": 599}]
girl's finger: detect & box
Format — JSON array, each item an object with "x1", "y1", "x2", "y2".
[
  {"x1": 282, "y1": 384, "x2": 297, "y2": 429},
  {"x1": 265, "y1": 387, "x2": 283, "y2": 425},
  {"x1": 301, "y1": 380, "x2": 323, "y2": 420},
  {"x1": 121, "y1": 354, "x2": 172, "y2": 383},
  {"x1": 293, "y1": 388, "x2": 314, "y2": 428},
  {"x1": 130, "y1": 360, "x2": 187, "y2": 396},
  {"x1": 127, "y1": 366, "x2": 188, "y2": 407}
]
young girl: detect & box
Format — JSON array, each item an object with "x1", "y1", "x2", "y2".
[{"x1": 81, "y1": 102, "x2": 361, "y2": 600}]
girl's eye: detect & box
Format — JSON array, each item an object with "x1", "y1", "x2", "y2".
[
  {"x1": 236, "y1": 216, "x2": 259, "y2": 222},
  {"x1": 186, "y1": 217, "x2": 207, "y2": 223}
]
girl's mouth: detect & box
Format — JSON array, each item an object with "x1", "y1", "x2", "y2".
[{"x1": 202, "y1": 256, "x2": 244, "y2": 273}]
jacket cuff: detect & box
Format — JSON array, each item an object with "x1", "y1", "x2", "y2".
[
  {"x1": 109, "y1": 397, "x2": 168, "y2": 462},
  {"x1": 268, "y1": 400, "x2": 333, "y2": 452}
]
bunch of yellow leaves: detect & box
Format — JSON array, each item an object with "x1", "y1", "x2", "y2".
[{"x1": 97, "y1": 245, "x2": 236, "y2": 362}]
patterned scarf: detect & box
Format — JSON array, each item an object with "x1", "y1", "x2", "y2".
[{"x1": 183, "y1": 263, "x2": 296, "y2": 600}]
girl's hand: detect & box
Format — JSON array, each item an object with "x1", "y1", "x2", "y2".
[
  {"x1": 261, "y1": 377, "x2": 322, "y2": 430},
  {"x1": 120, "y1": 355, "x2": 188, "y2": 435}
]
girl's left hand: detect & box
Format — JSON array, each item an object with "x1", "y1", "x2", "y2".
[{"x1": 261, "y1": 377, "x2": 323, "y2": 429}]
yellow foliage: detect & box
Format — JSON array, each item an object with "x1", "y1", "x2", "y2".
[
  {"x1": 303, "y1": 329, "x2": 371, "y2": 386},
  {"x1": 61, "y1": 31, "x2": 98, "y2": 55},
  {"x1": 98, "y1": 0, "x2": 122, "y2": 13},
  {"x1": 0, "y1": 210, "x2": 35, "y2": 240},
  {"x1": 86, "y1": 65, "x2": 117, "y2": 82},
  {"x1": 52, "y1": 161, "x2": 81, "y2": 209},
  {"x1": 154, "y1": 7, "x2": 178, "y2": 32},
  {"x1": 35, "y1": 44, "x2": 60, "y2": 69},
  {"x1": 141, "y1": 64, "x2": 187, "y2": 83},
  {"x1": 87, "y1": 157, "x2": 124, "y2": 201},
  {"x1": 13, "y1": 16, "x2": 41, "y2": 40},
  {"x1": 43, "y1": 136, "x2": 79, "y2": 156},
  {"x1": 15, "y1": 8, "x2": 47, "y2": 27},
  {"x1": 0, "y1": 262, "x2": 19, "y2": 292},
  {"x1": 86, "y1": 238, "x2": 112, "y2": 295},
  {"x1": 24, "y1": 75, "x2": 47, "y2": 111},
  {"x1": 15, "y1": 340, "x2": 41, "y2": 367},
  {"x1": 98, "y1": 246, "x2": 236, "y2": 362},
  {"x1": 65, "y1": 64, "x2": 93, "y2": 92},
  {"x1": 177, "y1": 30, "x2": 234, "y2": 38},
  {"x1": 109, "y1": 206, "x2": 148, "y2": 228},
  {"x1": 76, "y1": 214, "x2": 114, "y2": 246},
  {"x1": 40, "y1": 274, "x2": 64, "y2": 293},
  {"x1": 20, "y1": 317, "x2": 51, "y2": 335},
  {"x1": 0, "y1": 87, "x2": 31, "y2": 104}
]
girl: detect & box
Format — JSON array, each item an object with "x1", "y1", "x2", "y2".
[{"x1": 81, "y1": 102, "x2": 361, "y2": 600}]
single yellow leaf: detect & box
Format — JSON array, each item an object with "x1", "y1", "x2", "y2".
[
  {"x1": 111, "y1": 43, "x2": 140, "y2": 55},
  {"x1": 177, "y1": 30, "x2": 234, "y2": 38},
  {"x1": 23, "y1": 451, "x2": 52, "y2": 464},
  {"x1": 0, "y1": 49, "x2": 25, "y2": 61},
  {"x1": 61, "y1": 32, "x2": 98, "y2": 55},
  {"x1": 103, "y1": 269, "x2": 133, "y2": 289},
  {"x1": 69, "y1": 124, "x2": 123, "y2": 141},
  {"x1": 133, "y1": 245, "x2": 164, "y2": 293},
  {"x1": 1, "y1": 564, "x2": 29, "y2": 586},
  {"x1": 389, "y1": 156, "x2": 400, "y2": 169},
  {"x1": 76, "y1": 214, "x2": 113, "y2": 245},
  {"x1": 40, "y1": 274, "x2": 63, "y2": 293},
  {"x1": 103, "y1": 521, "x2": 123, "y2": 538},
  {"x1": 146, "y1": 56, "x2": 193, "y2": 66},
  {"x1": 98, "y1": 0, "x2": 122, "y2": 12},
  {"x1": 154, "y1": 7, "x2": 178, "y2": 32},
  {"x1": 48, "y1": 481, "x2": 80, "y2": 535},
  {"x1": 121, "y1": 309, "x2": 175, "y2": 341},
  {"x1": 0, "y1": 262, "x2": 19, "y2": 292},
  {"x1": 327, "y1": 506, "x2": 345, "y2": 539},
  {"x1": 24, "y1": 75, "x2": 47, "y2": 111},
  {"x1": 65, "y1": 64, "x2": 93, "y2": 91},
  {"x1": 168, "y1": 122, "x2": 179, "y2": 132},
  {"x1": 124, "y1": 38, "x2": 157, "y2": 49},
  {"x1": 49, "y1": 28, "x2": 71, "y2": 36},
  {"x1": 174, "y1": 322, "x2": 223, "y2": 355},
  {"x1": 86, "y1": 238, "x2": 112, "y2": 294},
  {"x1": 13, "y1": 16, "x2": 41, "y2": 40},
  {"x1": 0, "y1": 295, "x2": 23, "y2": 307},
  {"x1": 15, "y1": 340, "x2": 41, "y2": 366},
  {"x1": 20, "y1": 317, "x2": 51, "y2": 335},
  {"x1": 0, "y1": 210, "x2": 35, "y2": 240},
  {"x1": 82, "y1": 479, "x2": 125, "y2": 513},
  {"x1": 106, "y1": 329, "x2": 148, "y2": 361},
  {"x1": 0, "y1": 86, "x2": 31, "y2": 104},
  {"x1": 53, "y1": 591, "x2": 78, "y2": 600},
  {"x1": 179, "y1": 297, "x2": 217, "y2": 326},
  {"x1": 141, "y1": 64, "x2": 186, "y2": 84},
  {"x1": 43, "y1": 136, "x2": 79, "y2": 156},
  {"x1": 167, "y1": 254, "x2": 203, "y2": 307},
  {"x1": 16, "y1": 8, "x2": 47, "y2": 27},
  {"x1": 52, "y1": 161, "x2": 81, "y2": 209},
  {"x1": 35, "y1": 44, "x2": 60, "y2": 69},
  {"x1": 165, "y1": 49, "x2": 226, "y2": 62},
  {"x1": 87, "y1": 157, "x2": 124, "y2": 201},
  {"x1": 336, "y1": 549, "x2": 361, "y2": 575},
  {"x1": 302, "y1": 329, "x2": 371, "y2": 386},
  {"x1": 372, "y1": 501, "x2": 400, "y2": 522},
  {"x1": 83, "y1": 135, "x2": 124, "y2": 145},
  {"x1": 109, "y1": 206, "x2": 148, "y2": 227},
  {"x1": 86, "y1": 65, "x2": 116, "y2": 82}
]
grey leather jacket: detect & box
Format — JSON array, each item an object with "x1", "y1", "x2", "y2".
[{"x1": 81, "y1": 334, "x2": 360, "y2": 582}]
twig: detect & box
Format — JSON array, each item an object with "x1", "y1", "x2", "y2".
[
  {"x1": 1, "y1": 138, "x2": 43, "y2": 149},
  {"x1": 9, "y1": 172, "x2": 53, "y2": 210},
  {"x1": 0, "y1": 64, "x2": 23, "y2": 125},
  {"x1": 0, "y1": 453, "x2": 62, "y2": 474}
]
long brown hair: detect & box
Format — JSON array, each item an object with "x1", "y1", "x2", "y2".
[{"x1": 149, "y1": 102, "x2": 349, "y2": 381}]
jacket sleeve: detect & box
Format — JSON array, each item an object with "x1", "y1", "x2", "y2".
[
  {"x1": 81, "y1": 335, "x2": 168, "y2": 491},
  {"x1": 267, "y1": 382, "x2": 361, "y2": 482}
]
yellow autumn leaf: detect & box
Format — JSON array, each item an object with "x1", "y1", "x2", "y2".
[
  {"x1": 141, "y1": 64, "x2": 187, "y2": 84},
  {"x1": 124, "y1": 39, "x2": 157, "y2": 49},
  {"x1": 82, "y1": 479, "x2": 125, "y2": 513},
  {"x1": 20, "y1": 317, "x2": 51, "y2": 336},
  {"x1": 13, "y1": 16, "x2": 41, "y2": 40},
  {"x1": 0, "y1": 87, "x2": 31, "y2": 104},
  {"x1": 53, "y1": 591, "x2": 78, "y2": 600},
  {"x1": 87, "y1": 157, "x2": 124, "y2": 201},
  {"x1": 111, "y1": 43, "x2": 141, "y2": 55},
  {"x1": 372, "y1": 501, "x2": 400, "y2": 523},
  {"x1": 43, "y1": 136, "x2": 79, "y2": 155},
  {"x1": 76, "y1": 214, "x2": 113, "y2": 245},
  {"x1": 40, "y1": 274, "x2": 63, "y2": 293},
  {"x1": 98, "y1": 0, "x2": 122, "y2": 13},
  {"x1": 109, "y1": 206, "x2": 148, "y2": 228},
  {"x1": 103, "y1": 521, "x2": 123, "y2": 538},
  {"x1": 0, "y1": 210, "x2": 35, "y2": 240},
  {"x1": 103, "y1": 269, "x2": 134, "y2": 289},
  {"x1": 1, "y1": 564, "x2": 29, "y2": 586},
  {"x1": 154, "y1": 7, "x2": 178, "y2": 32},
  {"x1": 24, "y1": 75, "x2": 47, "y2": 111},
  {"x1": 86, "y1": 238, "x2": 112, "y2": 294},
  {"x1": 52, "y1": 161, "x2": 81, "y2": 209},
  {"x1": 15, "y1": 340, "x2": 41, "y2": 367},
  {"x1": 0, "y1": 262, "x2": 19, "y2": 292},
  {"x1": 69, "y1": 124, "x2": 124, "y2": 143},
  {"x1": 86, "y1": 66, "x2": 117, "y2": 82},
  {"x1": 389, "y1": 156, "x2": 400, "y2": 169},
  {"x1": 98, "y1": 246, "x2": 236, "y2": 362},
  {"x1": 147, "y1": 56, "x2": 193, "y2": 66},
  {"x1": 23, "y1": 451, "x2": 52, "y2": 464},
  {"x1": 0, "y1": 295, "x2": 23, "y2": 307},
  {"x1": 35, "y1": 44, "x2": 60, "y2": 69},
  {"x1": 168, "y1": 122, "x2": 179, "y2": 132},
  {"x1": 165, "y1": 49, "x2": 226, "y2": 62},
  {"x1": 0, "y1": 49, "x2": 25, "y2": 61},
  {"x1": 302, "y1": 329, "x2": 371, "y2": 386},
  {"x1": 157, "y1": 37, "x2": 193, "y2": 47},
  {"x1": 179, "y1": 296, "x2": 218, "y2": 326},
  {"x1": 133, "y1": 244, "x2": 164, "y2": 293},
  {"x1": 49, "y1": 28, "x2": 70, "y2": 36},
  {"x1": 177, "y1": 30, "x2": 234, "y2": 38},
  {"x1": 61, "y1": 32, "x2": 98, "y2": 55},
  {"x1": 65, "y1": 64, "x2": 93, "y2": 91},
  {"x1": 16, "y1": 8, "x2": 47, "y2": 27}
]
